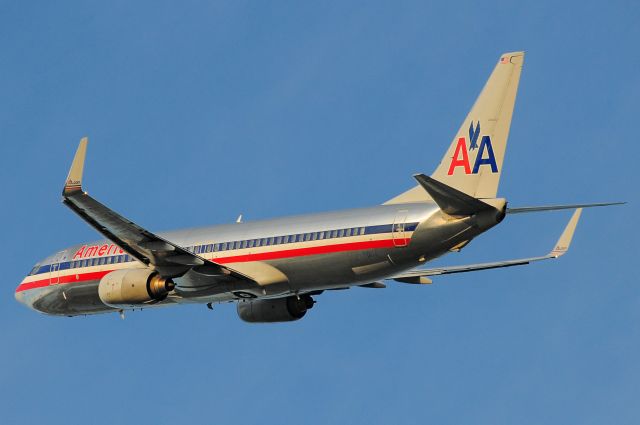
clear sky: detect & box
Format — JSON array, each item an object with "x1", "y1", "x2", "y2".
[{"x1": 1, "y1": 1, "x2": 637, "y2": 424}]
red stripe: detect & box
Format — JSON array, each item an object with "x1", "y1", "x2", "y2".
[
  {"x1": 16, "y1": 237, "x2": 410, "y2": 293},
  {"x1": 16, "y1": 270, "x2": 112, "y2": 293},
  {"x1": 214, "y1": 238, "x2": 407, "y2": 264}
]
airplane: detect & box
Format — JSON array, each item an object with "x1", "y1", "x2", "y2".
[{"x1": 15, "y1": 51, "x2": 623, "y2": 322}]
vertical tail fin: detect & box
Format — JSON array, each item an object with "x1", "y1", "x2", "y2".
[{"x1": 385, "y1": 51, "x2": 524, "y2": 204}]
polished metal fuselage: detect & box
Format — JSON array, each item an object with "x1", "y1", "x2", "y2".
[{"x1": 16, "y1": 201, "x2": 498, "y2": 316}]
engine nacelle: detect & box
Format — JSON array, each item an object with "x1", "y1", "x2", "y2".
[
  {"x1": 98, "y1": 268, "x2": 175, "y2": 308},
  {"x1": 237, "y1": 295, "x2": 314, "y2": 323}
]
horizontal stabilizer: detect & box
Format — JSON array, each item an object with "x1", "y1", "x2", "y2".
[
  {"x1": 507, "y1": 202, "x2": 625, "y2": 214},
  {"x1": 413, "y1": 174, "x2": 494, "y2": 216},
  {"x1": 392, "y1": 208, "x2": 583, "y2": 282}
]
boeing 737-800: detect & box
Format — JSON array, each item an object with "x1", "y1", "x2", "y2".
[{"x1": 15, "y1": 51, "x2": 622, "y2": 322}]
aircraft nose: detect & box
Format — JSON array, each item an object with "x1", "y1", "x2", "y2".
[
  {"x1": 15, "y1": 288, "x2": 24, "y2": 304},
  {"x1": 15, "y1": 280, "x2": 32, "y2": 309}
]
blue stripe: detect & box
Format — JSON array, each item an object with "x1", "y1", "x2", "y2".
[{"x1": 29, "y1": 221, "x2": 421, "y2": 277}]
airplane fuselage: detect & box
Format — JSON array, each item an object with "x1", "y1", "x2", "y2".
[{"x1": 15, "y1": 201, "x2": 502, "y2": 316}]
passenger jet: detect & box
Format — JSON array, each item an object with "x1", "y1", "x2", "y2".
[{"x1": 15, "y1": 51, "x2": 622, "y2": 322}]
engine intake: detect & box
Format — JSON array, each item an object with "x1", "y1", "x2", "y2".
[
  {"x1": 237, "y1": 295, "x2": 314, "y2": 323},
  {"x1": 98, "y1": 269, "x2": 174, "y2": 308}
]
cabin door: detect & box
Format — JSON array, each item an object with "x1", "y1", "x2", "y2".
[
  {"x1": 49, "y1": 263, "x2": 60, "y2": 285},
  {"x1": 392, "y1": 210, "x2": 409, "y2": 247}
]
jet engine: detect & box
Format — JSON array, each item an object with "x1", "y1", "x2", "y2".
[
  {"x1": 237, "y1": 295, "x2": 314, "y2": 323},
  {"x1": 98, "y1": 268, "x2": 175, "y2": 308}
]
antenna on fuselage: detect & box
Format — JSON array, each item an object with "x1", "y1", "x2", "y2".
[{"x1": 236, "y1": 214, "x2": 243, "y2": 223}]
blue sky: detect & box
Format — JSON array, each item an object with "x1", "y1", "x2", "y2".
[{"x1": 1, "y1": 1, "x2": 637, "y2": 424}]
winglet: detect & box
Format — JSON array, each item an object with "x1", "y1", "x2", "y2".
[
  {"x1": 549, "y1": 208, "x2": 582, "y2": 257},
  {"x1": 63, "y1": 137, "x2": 88, "y2": 196}
]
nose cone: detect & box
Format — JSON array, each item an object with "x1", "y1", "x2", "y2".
[
  {"x1": 15, "y1": 287, "x2": 24, "y2": 304},
  {"x1": 15, "y1": 279, "x2": 34, "y2": 310}
]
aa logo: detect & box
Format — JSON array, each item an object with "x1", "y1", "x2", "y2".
[{"x1": 447, "y1": 121, "x2": 498, "y2": 175}]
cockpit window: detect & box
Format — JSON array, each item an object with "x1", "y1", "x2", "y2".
[{"x1": 29, "y1": 265, "x2": 40, "y2": 276}]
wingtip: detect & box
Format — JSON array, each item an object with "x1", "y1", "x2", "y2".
[
  {"x1": 63, "y1": 137, "x2": 88, "y2": 196},
  {"x1": 549, "y1": 208, "x2": 582, "y2": 257}
]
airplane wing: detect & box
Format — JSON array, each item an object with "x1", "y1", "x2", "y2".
[
  {"x1": 392, "y1": 208, "x2": 582, "y2": 284},
  {"x1": 62, "y1": 138, "x2": 251, "y2": 283}
]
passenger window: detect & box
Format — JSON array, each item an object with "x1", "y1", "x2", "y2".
[
  {"x1": 338, "y1": 229, "x2": 344, "y2": 237},
  {"x1": 268, "y1": 237, "x2": 274, "y2": 245}
]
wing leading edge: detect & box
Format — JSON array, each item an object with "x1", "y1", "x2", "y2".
[
  {"x1": 62, "y1": 138, "x2": 251, "y2": 283},
  {"x1": 392, "y1": 208, "x2": 583, "y2": 284}
]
